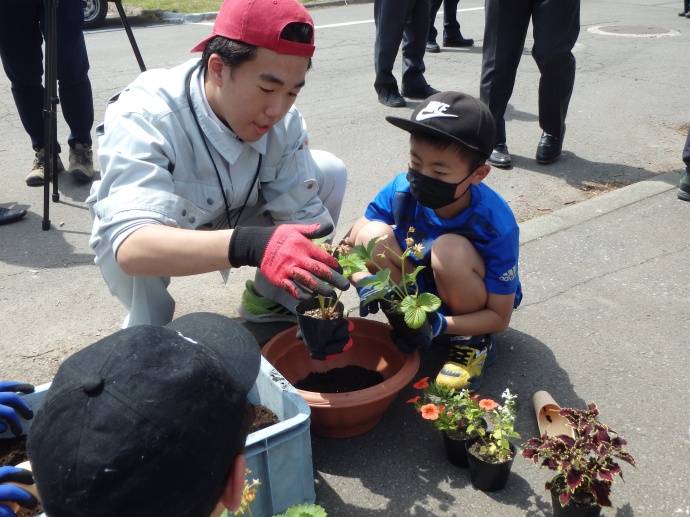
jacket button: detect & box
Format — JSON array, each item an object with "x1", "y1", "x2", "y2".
[
  {"x1": 207, "y1": 198, "x2": 214, "y2": 205},
  {"x1": 189, "y1": 216, "x2": 196, "y2": 224},
  {"x1": 181, "y1": 209, "x2": 187, "y2": 217}
]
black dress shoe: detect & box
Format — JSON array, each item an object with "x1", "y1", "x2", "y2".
[
  {"x1": 0, "y1": 207, "x2": 27, "y2": 225},
  {"x1": 443, "y1": 36, "x2": 474, "y2": 48},
  {"x1": 536, "y1": 132, "x2": 563, "y2": 164},
  {"x1": 487, "y1": 143, "x2": 512, "y2": 168},
  {"x1": 377, "y1": 87, "x2": 406, "y2": 107},
  {"x1": 679, "y1": 9, "x2": 689, "y2": 15},
  {"x1": 426, "y1": 41, "x2": 441, "y2": 53},
  {"x1": 401, "y1": 84, "x2": 440, "y2": 100}
]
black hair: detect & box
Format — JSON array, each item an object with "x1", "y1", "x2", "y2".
[
  {"x1": 409, "y1": 131, "x2": 486, "y2": 173},
  {"x1": 201, "y1": 22, "x2": 314, "y2": 71}
]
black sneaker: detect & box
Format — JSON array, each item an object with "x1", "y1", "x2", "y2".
[
  {"x1": 377, "y1": 86, "x2": 406, "y2": 107},
  {"x1": 678, "y1": 170, "x2": 690, "y2": 201}
]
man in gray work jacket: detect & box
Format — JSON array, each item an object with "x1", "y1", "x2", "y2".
[{"x1": 87, "y1": 0, "x2": 349, "y2": 329}]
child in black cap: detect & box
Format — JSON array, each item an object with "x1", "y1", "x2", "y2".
[
  {"x1": 1, "y1": 312, "x2": 261, "y2": 517},
  {"x1": 346, "y1": 91, "x2": 522, "y2": 392}
]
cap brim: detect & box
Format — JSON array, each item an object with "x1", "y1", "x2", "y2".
[
  {"x1": 165, "y1": 312, "x2": 261, "y2": 393},
  {"x1": 190, "y1": 33, "x2": 214, "y2": 53},
  {"x1": 385, "y1": 115, "x2": 489, "y2": 157}
]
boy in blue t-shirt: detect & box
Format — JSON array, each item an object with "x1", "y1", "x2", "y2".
[{"x1": 345, "y1": 91, "x2": 522, "y2": 391}]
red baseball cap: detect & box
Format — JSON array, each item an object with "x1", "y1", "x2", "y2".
[{"x1": 190, "y1": 0, "x2": 315, "y2": 57}]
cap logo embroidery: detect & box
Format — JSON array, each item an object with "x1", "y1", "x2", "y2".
[{"x1": 416, "y1": 101, "x2": 459, "y2": 121}]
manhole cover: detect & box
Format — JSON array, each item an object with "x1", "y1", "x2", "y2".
[{"x1": 588, "y1": 25, "x2": 680, "y2": 37}]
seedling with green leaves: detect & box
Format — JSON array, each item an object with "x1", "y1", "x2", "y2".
[{"x1": 349, "y1": 228, "x2": 442, "y2": 330}]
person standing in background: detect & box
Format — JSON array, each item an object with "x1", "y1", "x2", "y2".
[
  {"x1": 0, "y1": 0, "x2": 96, "y2": 186},
  {"x1": 426, "y1": 0, "x2": 474, "y2": 53},
  {"x1": 374, "y1": 0, "x2": 439, "y2": 107},
  {"x1": 479, "y1": 0, "x2": 580, "y2": 168}
]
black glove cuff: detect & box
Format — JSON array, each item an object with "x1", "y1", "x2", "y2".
[{"x1": 228, "y1": 226, "x2": 274, "y2": 268}]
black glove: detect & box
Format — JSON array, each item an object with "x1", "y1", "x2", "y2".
[
  {"x1": 229, "y1": 223, "x2": 349, "y2": 301},
  {"x1": 0, "y1": 382, "x2": 34, "y2": 437}
]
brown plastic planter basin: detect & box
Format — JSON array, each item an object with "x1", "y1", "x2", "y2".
[{"x1": 262, "y1": 317, "x2": 420, "y2": 438}]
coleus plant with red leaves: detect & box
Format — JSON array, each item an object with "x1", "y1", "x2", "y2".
[{"x1": 522, "y1": 403, "x2": 636, "y2": 508}]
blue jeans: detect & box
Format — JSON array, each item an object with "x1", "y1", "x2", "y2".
[{"x1": 0, "y1": 0, "x2": 93, "y2": 151}]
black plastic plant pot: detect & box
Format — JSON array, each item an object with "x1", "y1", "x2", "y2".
[
  {"x1": 379, "y1": 299, "x2": 432, "y2": 347},
  {"x1": 550, "y1": 488, "x2": 602, "y2": 517},
  {"x1": 465, "y1": 437, "x2": 516, "y2": 491},
  {"x1": 296, "y1": 299, "x2": 353, "y2": 360},
  {"x1": 441, "y1": 420, "x2": 488, "y2": 468}
]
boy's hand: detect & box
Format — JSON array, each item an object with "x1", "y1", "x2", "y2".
[
  {"x1": 0, "y1": 466, "x2": 38, "y2": 516},
  {"x1": 391, "y1": 310, "x2": 447, "y2": 353},
  {"x1": 0, "y1": 382, "x2": 34, "y2": 436},
  {"x1": 355, "y1": 276, "x2": 385, "y2": 317}
]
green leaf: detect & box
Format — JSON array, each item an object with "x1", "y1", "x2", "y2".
[
  {"x1": 400, "y1": 296, "x2": 428, "y2": 329},
  {"x1": 275, "y1": 503, "x2": 328, "y2": 517},
  {"x1": 415, "y1": 292, "x2": 442, "y2": 312}
]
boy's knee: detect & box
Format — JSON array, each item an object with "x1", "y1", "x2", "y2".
[
  {"x1": 432, "y1": 234, "x2": 483, "y2": 268},
  {"x1": 354, "y1": 220, "x2": 393, "y2": 246}
]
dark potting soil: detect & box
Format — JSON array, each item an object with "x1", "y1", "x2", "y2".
[
  {"x1": 250, "y1": 404, "x2": 280, "y2": 432},
  {"x1": 0, "y1": 435, "x2": 42, "y2": 517},
  {"x1": 294, "y1": 365, "x2": 384, "y2": 393}
]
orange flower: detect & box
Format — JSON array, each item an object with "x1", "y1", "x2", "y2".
[
  {"x1": 413, "y1": 377, "x2": 430, "y2": 390},
  {"x1": 406, "y1": 396, "x2": 421, "y2": 404},
  {"x1": 479, "y1": 399, "x2": 499, "y2": 412},
  {"x1": 420, "y1": 403, "x2": 442, "y2": 420},
  {"x1": 471, "y1": 394, "x2": 480, "y2": 401}
]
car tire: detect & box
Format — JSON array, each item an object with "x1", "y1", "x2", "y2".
[{"x1": 83, "y1": 0, "x2": 108, "y2": 30}]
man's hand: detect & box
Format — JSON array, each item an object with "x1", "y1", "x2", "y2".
[
  {"x1": 0, "y1": 466, "x2": 38, "y2": 517},
  {"x1": 391, "y1": 309, "x2": 447, "y2": 353},
  {"x1": 0, "y1": 382, "x2": 34, "y2": 437},
  {"x1": 229, "y1": 223, "x2": 350, "y2": 300}
]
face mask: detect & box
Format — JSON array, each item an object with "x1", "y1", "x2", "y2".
[{"x1": 406, "y1": 167, "x2": 472, "y2": 209}]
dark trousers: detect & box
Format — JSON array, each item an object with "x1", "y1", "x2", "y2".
[
  {"x1": 479, "y1": 0, "x2": 580, "y2": 144},
  {"x1": 429, "y1": 0, "x2": 461, "y2": 43},
  {"x1": 374, "y1": 0, "x2": 430, "y2": 91},
  {"x1": 0, "y1": 0, "x2": 93, "y2": 152}
]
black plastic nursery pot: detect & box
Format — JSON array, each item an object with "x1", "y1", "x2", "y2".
[
  {"x1": 379, "y1": 299, "x2": 431, "y2": 348},
  {"x1": 550, "y1": 487, "x2": 602, "y2": 517},
  {"x1": 441, "y1": 420, "x2": 488, "y2": 468},
  {"x1": 296, "y1": 299, "x2": 353, "y2": 359},
  {"x1": 465, "y1": 438, "x2": 516, "y2": 491}
]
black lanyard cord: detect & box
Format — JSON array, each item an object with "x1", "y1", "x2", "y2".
[{"x1": 186, "y1": 66, "x2": 262, "y2": 229}]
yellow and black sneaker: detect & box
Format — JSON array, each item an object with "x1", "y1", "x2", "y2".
[{"x1": 435, "y1": 334, "x2": 496, "y2": 391}]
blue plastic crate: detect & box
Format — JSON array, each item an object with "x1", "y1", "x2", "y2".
[{"x1": 1, "y1": 357, "x2": 314, "y2": 517}]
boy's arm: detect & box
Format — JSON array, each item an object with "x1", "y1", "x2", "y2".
[{"x1": 444, "y1": 291, "x2": 515, "y2": 337}]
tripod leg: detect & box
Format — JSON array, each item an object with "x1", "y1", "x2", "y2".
[{"x1": 113, "y1": 0, "x2": 146, "y2": 72}]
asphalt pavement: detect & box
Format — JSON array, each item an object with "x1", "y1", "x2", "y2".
[{"x1": 0, "y1": 0, "x2": 689, "y2": 515}]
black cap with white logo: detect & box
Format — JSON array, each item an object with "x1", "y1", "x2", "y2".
[{"x1": 386, "y1": 91, "x2": 496, "y2": 158}]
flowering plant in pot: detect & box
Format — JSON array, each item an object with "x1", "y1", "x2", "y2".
[
  {"x1": 296, "y1": 240, "x2": 367, "y2": 360},
  {"x1": 465, "y1": 389, "x2": 521, "y2": 491},
  {"x1": 349, "y1": 229, "x2": 442, "y2": 345},
  {"x1": 521, "y1": 402, "x2": 636, "y2": 515},
  {"x1": 228, "y1": 470, "x2": 327, "y2": 517},
  {"x1": 407, "y1": 376, "x2": 487, "y2": 467}
]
